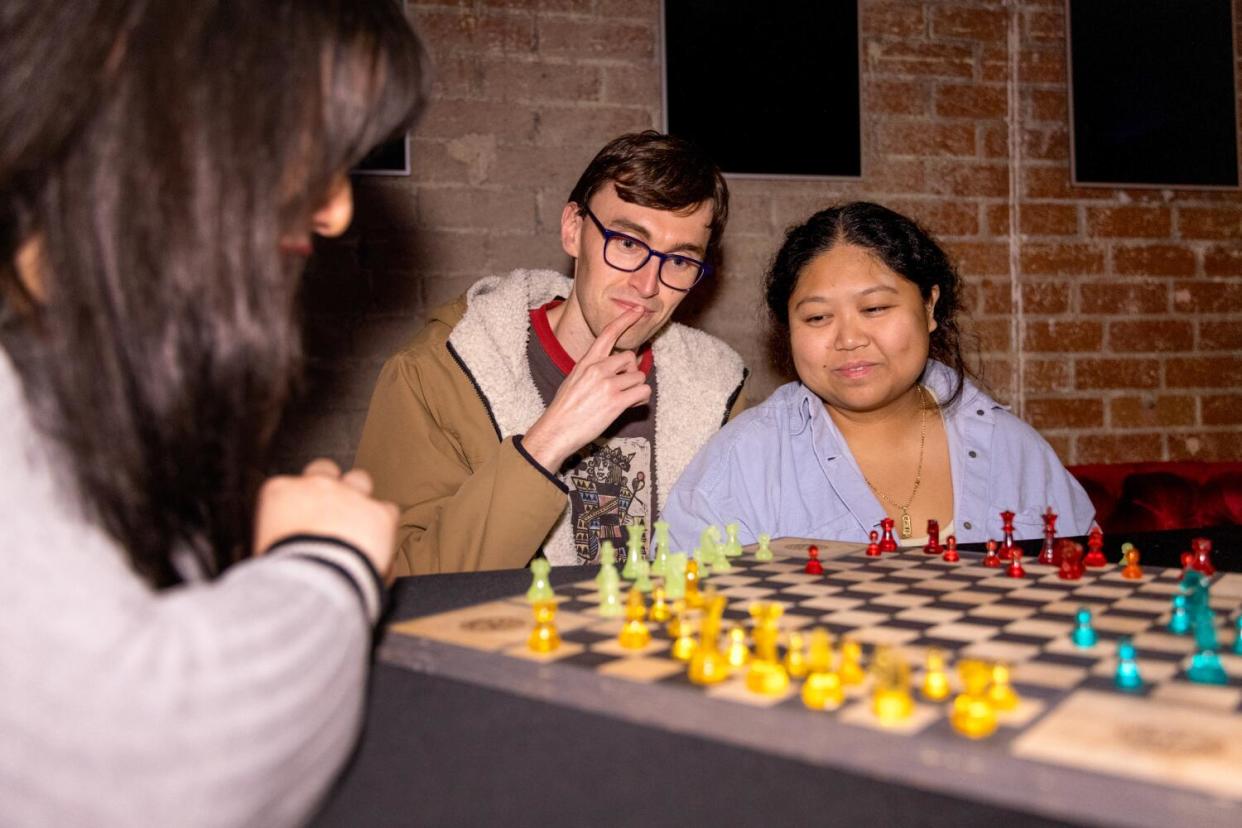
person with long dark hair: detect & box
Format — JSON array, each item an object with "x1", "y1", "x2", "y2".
[
  {"x1": 662, "y1": 202, "x2": 1093, "y2": 550},
  {"x1": 0, "y1": 1, "x2": 427, "y2": 824}
]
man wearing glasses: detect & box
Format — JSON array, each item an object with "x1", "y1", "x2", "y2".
[{"x1": 355, "y1": 131, "x2": 748, "y2": 575}]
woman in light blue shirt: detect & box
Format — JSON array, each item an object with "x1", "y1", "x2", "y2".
[{"x1": 662, "y1": 202, "x2": 1093, "y2": 551}]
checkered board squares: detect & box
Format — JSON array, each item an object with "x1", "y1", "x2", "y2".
[{"x1": 391, "y1": 543, "x2": 1242, "y2": 801}]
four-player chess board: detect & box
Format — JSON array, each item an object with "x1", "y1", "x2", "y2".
[{"x1": 384, "y1": 538, "x2": 1242, "y2": 827}]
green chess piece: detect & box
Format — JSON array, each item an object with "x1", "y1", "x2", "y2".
[
  {"x1": 724, "y1": 522, "x2": 743, "y2": 558},
  {"x1": 692, "y1": 546, "x2": 709, "y2": 583},
  {"x1": 1168, "y1": 594, "x2": 1191, "y2": 635},
  {"x1": 598, "y1": 576, "x2": 623, "y2": 618},
  {"x1": 1233, "y1": 614, "x2": 1242, "y2": 657},
  {"x1": 1114, "y1": 636, "x2": 1143, "y2": 692},
  {"x1": 651, "y1": 520, "x2": 671, "y2": 577},
  {"x1": 595, "y1": 541, "x2": 618, "y2": 587},
  {"x1": 664, "y1": 553, "x2": 687, "y2": 601},
  {"x1": 526, "y1": 557, "x2": 555, "y2": 603},
  {"x1": 634, "y1": 557, "x2": 653, "y2": 593},
  {"x1": 1071, "y1": 606, "x2": 1097, "y2": 648},
  {"x1": 755, "y1": 533, "x2": 773, "y2": 562},
  {"x1": 621, "y1": 528, "x2": 642, "y2": 580},
  {"x1": 711, "y1": 537, "x2": 733, "y2": 574}
]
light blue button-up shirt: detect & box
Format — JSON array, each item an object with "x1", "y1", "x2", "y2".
[{"x1": 662, "y1": 362, "x2": 1095, "y2": 551}]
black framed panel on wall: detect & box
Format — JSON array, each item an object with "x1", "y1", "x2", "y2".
[
  {"x1": 662, "y1": 0, "x2": 861, "y2": 179},
  {"x1": 1067, "y1": 0, "x2": 1240, "y2": 189}
]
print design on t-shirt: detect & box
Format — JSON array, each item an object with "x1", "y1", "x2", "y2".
[{"x1": 566, "y1": 436, "x2": 651, "y2": 565}]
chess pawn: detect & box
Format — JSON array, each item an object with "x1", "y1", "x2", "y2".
[
  {"x1": 784, "y1": 631, "x2": 808, "y2": 678},
  {"x1": 1006, "y1": 547, "x2": 1026, "y2": 579},
  {"x1": 1114, "y1": 636, "x2": 1143, "y2": 692},
  {"x1": 870, "y1": 647, "x2": 914, "y2": 724},
  {"x1": 865, "y1": 529, "x2": 881, "y2": 557},
  {"x1": 683, "y1": 558, "x2": 703, "y2": 608},
  {"x1": 528, "y1": 600, "x2": 560, "y2": 653},
  {"x1": 1083, "y1": 525, "x2": 1107, "y2": 568},
  {"x1": 598, "y1": 577, "x2": 623, "y2": 618},
  {"x1": 650, "y1": 520, "x2": 671, "y2": 577},
  {"x1": 802, "y1": 628, "x2": 844, "y2": 710},
  {"x1": 670, "y1": 609, "x2": 696, "y2": 661},
  {"x1": 987, "y1": 662, "x2": 1020, "y2": 711},
  {"x1": 725, "y1": 624, "x2": 750, "y2": 668},
  {"x1": 1071, "y1": 606, "x2": 1097, "y2": 648},
  {"x1": 982, "y1": 539, "x2": 1001, "y2": 568},
  {"x1": 724, "y1": 522, "x2": 743, "y2": 558},
  {"x1": 755, "y1": 533, "x2": 774, "y2": 562},
  {"x1": 920, "y1": 648, "x2": 951, "y2": 701},
  {"x1": 1167, "y1": 594, "x2": 1191, "y2": 635},
  {"x1": 950, "y1": 661, "x2": 998, "y2": 739},
  {"x1": 922, "y1": 519, "x2": 942, "y2": 555},
  {"x1": 839, "y1": 638, "x2": 865, "y2": 686},
  {"x1": 595, "y1": 541, "x2": 618, "y2": 587},
  {"x1": 804, "y1": 544, "x2": 824, "y2": 575},
  {"x1": 649, "y1": 585, "x2": 670, "y2": 623},
  {"x1": 664, "y1": 552, "x2": 687, "y2": 601},
  {"x1": 618, "y1": 589, "x2": 651, "y2": 650},
  {"x1": 941, "y1": 534, "x2": 960, "y2": 563},
  {"x1": 1120, "y1": 543, "x2": 1144, "y2": 579}
]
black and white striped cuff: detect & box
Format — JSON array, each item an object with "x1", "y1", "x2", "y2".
[{"x1": 264, "y1": 534, "x2": 387, "y2": 624}]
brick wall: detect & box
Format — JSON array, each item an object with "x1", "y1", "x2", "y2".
[{"x1": 274, "y1": 0, "x2": 1242, "y2": 471}]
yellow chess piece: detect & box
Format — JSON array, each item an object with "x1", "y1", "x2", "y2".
[
  {"x1": 784, "y1": 631, "x2": 808, "y2": 678},
  {"x1": 950, "y1": 660, "x2": 998, "y2": 739},
  {"x1": 528, "y1": 600, "x2": 560, "y2": 653},
  {"x1": 670, "y1": 608, "x2": 697, "y2": 661},
  {"x1": 649, "y1": 586, "x2": 670, "y2": 623},
  {"x1": 987, "y1": 662, "x2": 1020, "y2": 711},
  {"x1": 684, "y1": 559, "x2": 703, "y2": 609},
  {"x1": 801, "y1": 628, "x2": 843, "y2": 710},
  {"x1": 920, "y1": 648, "x2": 951, "y2": 702},
  {"x1": 839, "y1": 637, "x2": 865, "y2": 686},
  {"x1": 870, "y1": 646, "x2": 914, "y2": 724},
  {"x1": 745, "y1": 603, "x2": 790, "y2": 696},
  {"x1": 725, "y1": 623, "x2": 750, "y2": 668},
  {"x1": 617, "y1": 588, "x2": 651, "y2": 650},
  {"x1": 688, "y1": 595, "x2": 729, "y2": 684}
]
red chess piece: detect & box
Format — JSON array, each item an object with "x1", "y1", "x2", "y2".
[
  {"x1": 998, "y1": 510, "x2": 1016, "y2": 561},
  {"x1": 923, "y1": 519, "x2": 942, "y2": 555},
  {"x1": 1057, "y1": 539, "x2": 1084, "y2": 581},
  {"x1": 805, "y1": 544, "x2": 824, "y2": 575},
  {"x1": 942, "y1": 534, "x2": 960, "y2": 563},
  {"x1": 1037, "y1": 506, "x2": 1059, "y2": 566},
  {"x1": 1180, "y1": 550, "x2": 1193, "y2": 571},
  {"x1": 1006, "y1": 547, "x2": 1026, "y2": 579},
  {"x1": 1189, "y1": 537, "x2": 1216, "y2": 576},
  {"x1": 865, "y1": 530, "x2": 882, "y2": 557},
  {"x1": 1083, "y1": 526, "x2": 1107, "y2": 568},
  {"x1": 982, "y1": 539, "x2": 1001, "y2": 568},
  {"x1": 878, "y1": 518, "x2": 898, "y2": 554}
]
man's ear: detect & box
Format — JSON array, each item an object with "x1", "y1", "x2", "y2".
[
  {"x1": 560, "y1": 202, "x2": 583, "y2": 259},
  {"x1": 926, "y1": 285, "x2": 940, "y2": 334}
]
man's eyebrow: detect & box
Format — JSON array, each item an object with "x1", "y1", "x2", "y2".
[{"x1": 608, "y1": 218, "x2": 707, "y2": 258}]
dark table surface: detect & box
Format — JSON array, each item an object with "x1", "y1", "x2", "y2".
[{"x1": 311, "y1": 527, "x2": 1240, "y2": 828}]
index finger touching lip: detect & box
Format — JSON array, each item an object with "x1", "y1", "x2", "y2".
[{"x1": 585, "y1": 305, "x2": 644, "y2": 360}]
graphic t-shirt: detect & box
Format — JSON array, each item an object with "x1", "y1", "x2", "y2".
[{"x1": 527, "y1": 301, "x2": 657, "y2": 566}]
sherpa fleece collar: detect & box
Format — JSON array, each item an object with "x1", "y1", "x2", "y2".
[{"x1": 447, "y1": 268, "x2": 745, "y2": 565}]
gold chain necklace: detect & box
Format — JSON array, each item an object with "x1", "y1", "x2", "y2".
[{"x1": 861, "y1": 385, "x2": 928, "y2": 539}]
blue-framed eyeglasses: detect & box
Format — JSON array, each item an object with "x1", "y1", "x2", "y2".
[{"x1": 580, "y1": 205, "x2": 712, "y2": 292}]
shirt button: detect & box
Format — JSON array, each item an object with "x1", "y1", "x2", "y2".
[
  {"x1": 976, "y1": 409, "x2": 985, "y2": 416},
  {"x1": 968, "y1": 450, "x2": 978, "y2": 458},
  {"x1": 963, "y1": 521, "x2": 973, "y2": 530}
]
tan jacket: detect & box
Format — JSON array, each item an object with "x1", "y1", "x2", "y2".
[{"x1": 355, "y1": 269, "x2": 749, "y2": 576}]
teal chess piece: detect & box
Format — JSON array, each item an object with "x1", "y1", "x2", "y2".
[
  {"x1": 664, "y1": 552, "x2": 687, "y2": 601},
  {"x1": 595, "y1": 541, "x2": 618, "y2": 587},
  {"x1": 1071, "y1": 606, "x2": 1097, "y2": 648},
  {"x1": 1233, "y1": 614, "x2": 1242, "y2": 656},
  {"x1": 724, "y1": 523, "x2": 743, "y2": 558},
  {"x1": 633, "y1": 557, "x2": 653, "y2": 593},
  {"x1": 755, "y1": 533, "x2": 773, "y2": 562},
  {"x1": 526, "y1": 557, "x2": 555, "y2": 603},
  {"x1": 1168, "y1": 594, "x2": 1192, "y2": 635},
  {"x1": 1186, "y1": 605, "x2": 1228, "y2": 685},
  {"x1": 1114, "y1": 637, "x2": 1143, "y2": 692},
  {"x1": 651, "y1": 520, "x2": 671, "y2": 577}
]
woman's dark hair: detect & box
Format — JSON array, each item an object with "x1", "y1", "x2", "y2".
[
  {"x1": 0, "y1": 0, "x2": 429, "y2": 586},
  {"x1": 764, "y1": 202, "x2": 969, "y2": 405},
  {"x1": 567, "y1": 130, "x2": 729, "y2": 259}
]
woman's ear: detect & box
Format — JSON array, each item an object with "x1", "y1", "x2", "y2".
[
  {"x1": 926, "y1": 285, "x2": 940, "y2": 334},
  {"x1": 15, "y1": 236, "x2": 47, "y2": 302}
]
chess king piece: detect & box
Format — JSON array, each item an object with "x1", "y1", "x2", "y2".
[
  {"x1": 987, "y1": 663, "x2": 1019, "y2": 711},
  {"x1": 618, "y1": 588, "x2": 651, "y2": 650},
  {"x1": 878, "y1": 518, "x2": 898, "y2": 553},
  {"x1": 526, "y1": 557, "x2": 554, "y2": 603},
  {"x1": 801, "y1": 628, "x2": 843, "y2": 710},
  {"x1": 922, "y1": 519, "x2": 942, "y2": 555},
  {"x1": 1071, "y1": 606, "x2": 1097, "y2": 648},
  {"x1": 1083, "y1": 525, "x2": 1107, "y2": 568},
  {"x1": 942, "y1": 534, "x2": 960, "y2": 563},
  {"x1": 688, "y1": 595, "x2": 730, "y2": 685},
  {"x1": 725, "y1": 624, "x2": 750, "y2": 668},
  {"x1": 920, "y1": 648, "x2": 951, "y2": 702},
  {"x1": 755, "y1": 533, "x2": 774, "y2": 562},
  {"x1": 804, "y1": 544, "x2": 824, "y2": 575},
  {"x1": 950, "y1": 661, "x2": 997, "y2": 739},
  {"x1": 998, "y1": 509, "x2": 1016, "y2": 561},
  {"x1": 1037, "y1": 506, "x2": 1058, "y2": 566},
  {"x1": 982, "y1": 539, "x2": 1001, "y2": 568},
  {"x1": 746, "y1": 602, "x2": 791, "y2": 696},
  {"x1": 1119, "y1": 543, "x2": 1143, "y2": 579},
  {"x1": 870, "y1": 646, "x2": 914, "y2": 724},
  {"x1": 1114, "y1": 636, "x2": 1143, "y2": 692},
  {"x1": 865, "y1": 529, "x2": 881, "y2": 557},
  {"x1": 784, "y1": 631, "x2": 808, "y2": 678},
  {"x1": 528, "y1": 600, "x2": 560, "y2": 653}
]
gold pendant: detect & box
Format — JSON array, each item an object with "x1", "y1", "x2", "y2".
[{"x1": 900, "y1": 511, "x2": 912, "y2": 539}]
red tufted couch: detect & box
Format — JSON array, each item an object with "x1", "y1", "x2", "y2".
[{"x1": 1068, "y1": 461, "x2": 1242, "y2": 533}]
